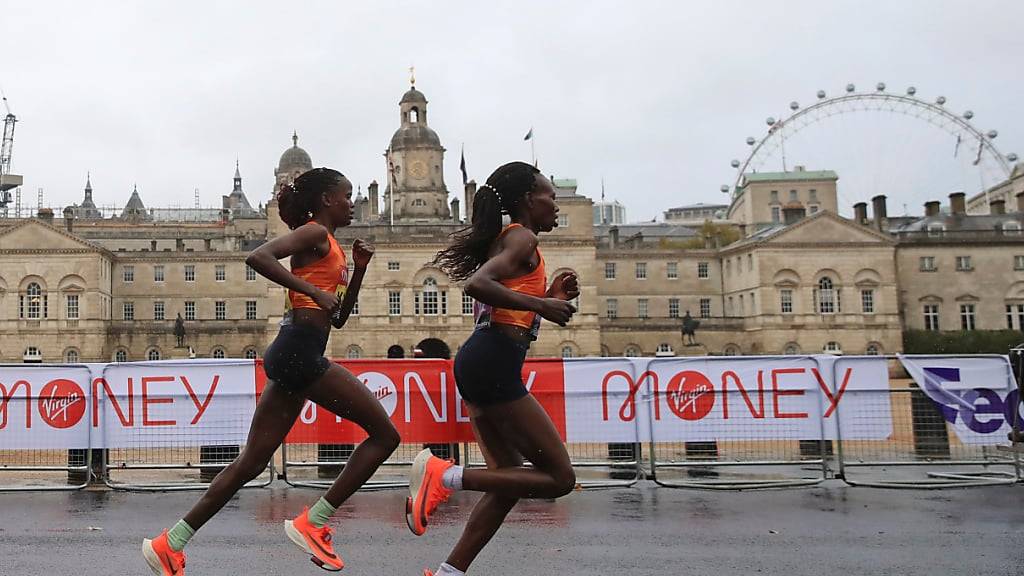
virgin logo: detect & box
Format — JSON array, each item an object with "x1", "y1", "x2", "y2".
[
  {"x1": 665, "y1": 371, "x2": 715, "y2": 420},
  {"x1": 38, "y1": 379, "x2": 87, "y2": 429}
]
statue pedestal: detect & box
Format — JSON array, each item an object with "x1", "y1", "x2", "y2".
[{"x1": 169, "y1": 346, "x2": 195, "y2": 360}]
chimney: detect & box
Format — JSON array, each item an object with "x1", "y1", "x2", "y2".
[
  {"x1": 63, "y1": 206, "x2": 75, "y2": 232},
  {"x1": 609, "y1": 225, "x2": 619, "y2": 248},
  {"x1": 794, "y1": 165, "x2": 806, "y2": 172},
  {"x1": 368, "y1": 181, "x2": 379, "y2": 218},
  {"x1": 949, "y1": 192, "x2": 966, "y2": 215},
  {"x1": 871, "y1": 195, "x2": 888, "y2": 231},
  {"x1": 450, "y1": 197, "x2": 461, "y2": 223},
  {"x1": 924, "y1": 201, "x2": 941, "y2": 217},
  {"x1": 853, "y1": 202, "x2": 868, "y2": 224},
  {"x1": 990, "y1": 199, "x2": 1006, "y2": 215},
  {"x1": 37, "y1": 207, "x2": 54, "y2": 225},
  {"x1": 782, "y1": 204, "x2": 806, "y2": 225},
  {"x1": 465, "y1": 180, "x2": 477, "y2": 219},
  {"x1": 1017, "y1": 191, "x2": 1024, "y2": 214}
]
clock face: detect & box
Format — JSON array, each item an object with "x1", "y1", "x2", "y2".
[{"x1": 409, "y1": 160, "x2": 427, "y2": 180}]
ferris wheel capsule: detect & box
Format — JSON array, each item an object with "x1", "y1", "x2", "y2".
[
  {"x1": 907, "y1": 86, "x2": 917, "y2": 96},
  {"x1": 987, "y1": 130, "x2": 998, "y2": 139},
  {"x1": 766, "y1": 117, "x2": 776, "y2": 126},
  {"x1": 963, "y1": 110, "x2": 974, "y2": 120},
  {"x1": 746, "y1": 137, "x2": 756, "y2": 146},
  {"x1": 720, "y1": 185, "x2": 730, "y2": 193},
  {"x1": 789, "y1": 101, "x2": 799, "y2": 111},
  {"x1": 731, "y1": 159, "x2": 741, "y2": 168},
  {"x1": 846, "y1": 83, "x2": 856, "y2": 93},
  {"x1": 817, "y1": 90, "x2": 826, "y2": 99},
  {"x1": 1008, "y1": 153, "x2": 1019, "y2": 163},
  {"x1": 876, "y1": 82, "x2": 886, "y2": 91},
  {"x1": 936, "y1": 96, "x2": 947, "y2": 105}
]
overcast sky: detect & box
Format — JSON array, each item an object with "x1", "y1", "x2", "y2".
[{"x1": 2, "y1": 0, "x2": 1022, "y2": 222}]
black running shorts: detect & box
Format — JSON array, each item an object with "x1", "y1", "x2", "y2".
[
  {"x1": 263, "y1": 323, "x2": 331, "y2": 390},
  {"x1": 454, "y1": 327, "x2": 530, "y2": 406}
]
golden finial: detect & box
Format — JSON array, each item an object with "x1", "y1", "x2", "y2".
[{"x1": 409, "y1": 65, "x2": 416, "y2": 87}]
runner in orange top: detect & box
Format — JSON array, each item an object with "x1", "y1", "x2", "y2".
[
  {"x1": 142, "y1": 167, "x2": 399, "y2": 575},
  {"x1": 410, "y1": 161, "x2": 580, "y2": 576}
]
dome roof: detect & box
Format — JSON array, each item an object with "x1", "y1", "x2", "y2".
[
  {"x1": 278, "y1": 132, "x2": 313, "y2": 172},
  {"x1": 400, "y1": 87, "x2": 427, "y2": 104},
  {"x1": 390, "y1": 124, "x2": 441, "y2": 149}
]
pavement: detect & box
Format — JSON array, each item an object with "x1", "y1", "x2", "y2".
[{"x1": 0, "y1": 481, "x2": 1022, "y2": 576}]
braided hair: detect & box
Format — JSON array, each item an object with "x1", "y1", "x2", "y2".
[
  {"x1": 277, "y1": 167, "x2": 346, "y2": 229},
  {"x1": 434, "y1": 161, "x2": 540, "y2": 281}
]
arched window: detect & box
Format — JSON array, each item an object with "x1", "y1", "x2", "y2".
[
  {"x1": 561, "y1": 346, "x2": 575, "y2": 358},
  {"x1": 723, "y1": 344, "x2": 741, "y2": 356},
  {"x1": 422, "y1": 277, "x2": 439, "y2": 315},
  {"x1": 656, "y1": 343, "x2": 674, "y2": 356},
  {"x1": 114, "y1": 349, "x2": 128, "y2": 362},
  {"x1": 824, "y1": 341, "x2": 842, "y2": 354},
  {"x1": 783, "y1": 343, "x2": 800, "y2": 355},
  {"x1": 243, "y1": 348, "x2": 258, "y2": 359},
  {"x1": 865, "y1": 343, "x2": 881, "y2": 356},
  {"x1": 410, "y1": 107, "x2": 419, "y2": 123},
  {"x1": 347, "y1": 345, "x2": 363, "y2": 359},
  {"x1": 624, "y1": 345, "x2": 641, "y2": 357},
  {"x1": 816, "y1": 277, "x2": 837, "y2": 314},
  {"x1": 147, "y1": 348, "x2": 162, "y2": 361},
  {"x1": 20, "y1": 281, "x2": 46, "y2": 319},
  {"x1": 1002, "y1": 221, "x2": 1022, "y2": 236},
  {"x1": 64, "y1": 348, "x2": 79, "y2": 363},
  {"x1": 24, "y1": 346, "x2": 42, "y2": 361},
  {"x1": 211, "y1": 347, "x2": 226, "y2": 359}
]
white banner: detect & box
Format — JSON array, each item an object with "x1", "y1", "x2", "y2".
[
  {"x1": 899, "y1": 355, "x2": 1021, "y2": 445},
  {"x1": 0, "y1": 364, "x2": 94, "y2": 449}
]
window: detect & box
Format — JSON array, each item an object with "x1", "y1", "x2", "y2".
[
  {"x1": 147, "y1": 348, "x2": 161, "y2": 361},
  {"x1": 123, "y1": 301, "x2": 134, "y2": 320},
  {"x1": 656, "y1": 343, "x2": 674, "y2": 356},
  {"x1": 823, "y1": 341, "x2": 842, "y2": 354},
  {"x1": 927, "y1": 223, "x2": 945, "y2": 237},
  {"x1": 346, "y1": 345, "x2": 362, "y2": 359},
  {"x1": 153, "y1": 265, "x2": 164, "y2": 283},
  {"x1": 65, "y1": 349, "x2": 79, "y2": 363},
  {"x1": 605, "y1": 262, "x2": 617, "y2": 280},
  {"x1": 123, "y1": 265, "x2": 134, "y2": 282},
  {"x1": 861, "y1": 289, "x2": 875, "y2": 314},
  {"x1": 624, "y1": 345, "x2": 641, "y2": 357},
  {"x1": 153, "y1": 301, "x2": 165, "y2": 321},
  {"x1": 747, "y1": 254, "x2": 753, "y2": 271},
  {"x1": 215, "y1": 301, "x2": 226, "y2": 320},
  {"x1": 816, "y1": 277, "x2": 837, "y2": 314},
  {"x1": 388, "y1": 261, "x2": 401, "y2": 271},
  {"x1": 920, "y1": 256, "x2": 937, "y2": 271},
  {"x1": 637, "y1": 298, "x2": 648, "y2": 318},
  {"x1": 780, "y1": 289, "x2": 793, "y2": 314},
  {"x1": 114, "y1": 349, "x2": 128, "y2": 362},
  {"x1": 246, "y1": 300, "x2": 257, "y2": 320},
  {"x1": 783, "y1": 343, "x2": 800, "y2": 355},
  {"x1": 215, "y1": 264, "x2": 226, "y2": 282},
  {"x1": 184, "y1": 265, "x2": 195, "y2": 282},
  {"x1": 606, "y1": 298, "x2": 618, "y2": 319},
  {"x1": 1007, "y1": 304, "x2": 1024, "y2": 330},
  {"x1": 960, "y1": 303, "x2": 976, "y2": 330},
  {"x1": 809, "y1": 189, "x2": 818, "y2": 202},
  {"x1": 557, "y1": 215, "x2": 569, "y2": 228},
  {"x1": 866, "y1": 343, "x2": 881, "y2": 356},
  {"x1": 697, "y1": 262, "x2": 709, "y2": 279},
  {"x1": 24, "y1": 346, "x2": 42, "y2": 361},
  {"x1": 809, "y1": 205, "x2": 819, "y2": 214},
  {"x1": 351, "y1": 300, "x2": 359, "y2": 315},
  {"x1": 771, "y1": 206, "x2": 781, "y2": 223},
  {"x1": 212, "y1": 347, "x2": 226, "y2": 359},
  {"x1": 1015, "y1": 255, "x2": 1024, "y2": 271},
  {"x1": 1002, "y1": 221, "x2": 1022, "y2": 236},
  {"x1": 728, "y1": 296, "x2": 734, "y2": 315},
  {"x1": 462, "y1": 292, "x2": 474, "y2": 315},
  {"x1": 388, "y1": 291, "x2": 402, "y2": 316},
  {"x1": 668, "y1": 298, "x2": 680, "y2": 319},
  {"x1": 422, "y1": 278, "x2": 439, "y2": 315},
  {"x1": 246, "y1": 265, "x2": 257, "y2": 281},
  {"x1": 412, "y1": 198, "x2": 427, "y2": 207},
  {"x1": 924, "y1": 304, "x2": 939, "y2": 331},
  {"x1": 561, "y1": 345, "x2": 575, "y2": 358},
  {"x1": 21, "y1": 282, "x2": 46, "y2": 319},
  {"x1": 635, "y1": 262, "x2": 647, "y2": 280},
  {"x1": 739, "y1": 295, "x2": 745, "y2": 314},
  {"x1": 699, "y1": 298, "x2": 711, "y2": 318},
  {"x1": 666, "y1": 262, "x2": 678, "y2": 279},
  {"x1": 955, "y1": 256, "x2": 973, "y2": 271},
  {"x1": 184, "y1": 301, "x2": 196, "y2": 321},
  {"x1": 66, "y1": 294, "x2": 79, "y2": 320},
  {"x1": 725, "y1": 260, "x2": 730, "y2": 277},
  {"x1": 770, "y1": 190, "x2": 779, "y2": 203},
  {"x1": 789, "y1": 189, "x2": 798, "y2": 202},
  {"x1": 244, "y1": 348, "x2": 258, "y2": 359}
]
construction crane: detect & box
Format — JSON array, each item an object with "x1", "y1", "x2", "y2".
[{"x1": 0, "y1": 91, "x2": 22, "y2": 209}]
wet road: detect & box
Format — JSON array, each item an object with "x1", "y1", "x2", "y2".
[{"x1": 1, "y1": 481, "x2": 1021, "y2": 575}]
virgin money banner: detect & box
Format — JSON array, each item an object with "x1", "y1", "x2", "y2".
[
  {"x1": 0, "y1": 364, "x2": 93, "y2": 449},
  {"x1": 899, "y1": 355, "x2": 1021, "y2": 445},
  {"x1": 566, "y1": 356, "x2": 893, "y2": 442},
  {"x1": 261, "y1": 358, "x2": 567, "y2": 445},
  {"x1": 95, "y1": 359, "x2": 257, "y2": 448}
]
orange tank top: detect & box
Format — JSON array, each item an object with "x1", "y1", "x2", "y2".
[
  {"x1": 286, "y1": 224, "x2": 349, "y2": 313},
  {"x1": 474, "y1": 223, "x2": 547, "y2": 339}
]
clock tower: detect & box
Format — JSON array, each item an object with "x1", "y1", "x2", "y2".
[{"x1": 384, "y1": 78, "x2": 451, "y2": 221}]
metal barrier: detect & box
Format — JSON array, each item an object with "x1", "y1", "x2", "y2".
[
  {"x1": 834, "y1": 355, "x2": 1020, "y2": 489},
  {"x1": 0, "y1": 364, "x2": 95, "y2": 491},
  {"x1": 647, "y1": 356, "x2": 829, "y2": 489},
  {"x1": 98, "y1": 360, "x2": 273, "y2": 491}
]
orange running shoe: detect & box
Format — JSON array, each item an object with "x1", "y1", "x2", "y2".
[
  {"x1": 423, "y1": 570, "x2": 435, "y2": 576},
  {"x1": 406, "y1": 448, "x2": 453, "y2": 536},
  {"x1": 142, "y1": 530, "x2": 186, "y2": 576},
  {"x1": 284, "y1": 507, "x2": 345, "y2": 571}
]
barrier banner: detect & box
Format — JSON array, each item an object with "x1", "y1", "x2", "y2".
[
  {"x1": 899, "y1": 355, "x2": 1021, "y2": 445},
  {"x1": 0, "y1": 365, "x2": 93, "y2": 449}
]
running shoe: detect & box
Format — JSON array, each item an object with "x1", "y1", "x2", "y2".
[
  {"x1": 406, "y1": 448, "x2": 453, "y2": 536},
  {"x1": 142, "y1": 530, "x2": 186, "y2": 576},
  {"x1": 284, "y1": 507, "x2": 345, "y2": 571}
]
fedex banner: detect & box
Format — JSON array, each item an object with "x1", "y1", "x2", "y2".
[
  {"x1": 899, "y1": 355, "x2": 1022, "y2": 445},
  {"x1": 0, "y1": 355, "x2": 1014, "y2": 449}
]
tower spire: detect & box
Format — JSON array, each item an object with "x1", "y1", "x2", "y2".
[
  {"x1": 292, "y1": 130, "x2": 298, "y2": 147},
  {"x1": 409, "y1": 65, "x2": 416, "y2": 87}
]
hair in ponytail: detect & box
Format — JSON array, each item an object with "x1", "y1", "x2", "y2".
[
  {"x1": 277, "y1": 167, "x2": 345, "y2": 229},
  {"x1": 434, "y1": 161, "x2": 539, "y2": 281}
]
